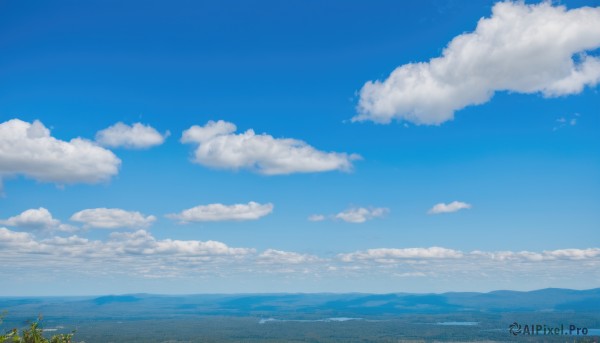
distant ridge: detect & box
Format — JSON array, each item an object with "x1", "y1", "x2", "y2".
[
  {"x1": 1, "y1": 288, "x2": 598, "y2": 318},
  {"x1": 94, "y1": 295, "x2": 141, "y2": 305}
]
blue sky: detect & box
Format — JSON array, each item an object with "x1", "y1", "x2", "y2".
[{"x1": 0, "y1": 0, "x2": 599, "y2": 295}]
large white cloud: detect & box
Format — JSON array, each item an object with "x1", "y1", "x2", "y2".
[
  {"x1": 334, "y1": 207, "x2": 388, "y2": 223},
  {"x1": 181, "y1": 120, "x2": 360, "y2": 175},
  {"x1": 0, "y1": 207, "x2": 76, "y2": 232},
  {"x1": 354, "y1": 2, "x2": 600, "y2": 125},
  {"x1": 70, "y1": 208, "x2": 156, "y2": 229},
  {"x1": 167, "y1": 202, "x2": 273, "y2": 223},
  {"x1": 0, "y1": 119, "x2": 120, "y2": 187},
  {"x1": 96, "y1": 122, "x2": 169, "y2": 149},
  {"x1": 428, "y1": 201, "x2": 471, "y2": 215}
]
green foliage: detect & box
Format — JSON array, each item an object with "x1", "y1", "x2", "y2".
[{"x1": 0, "y1": 314, "x2": 75, "y2": 343}]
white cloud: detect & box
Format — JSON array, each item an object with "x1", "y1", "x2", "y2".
[
  {"x1": 428, "y1": 201, "x2": 471, "y2": 214},
  {"x1": 0, "y1": 226, "x2": 598, "y2": 285},
  {"x1": 0, "y1": 227, "x2": 257, "y2": 278},
  {"x1": 354, "y1": 2, "x2": 600, "y2": 125},
  {"x1": 258, "y1": 249, "x2": 321, "y2": 264},
  {"x1": 0, "y1": 227, "x2": 38, "y2": 249},
  {"x1": 0, "y1": 207, "x2": 76, "y2": 232},
  {"x1": 339, "y1": 247, "x2": 464, "y2": 262},
  {"x1": 181, "y1": 120, "x2": 360, "y2": 175},
  {"x1": 167, "y1": 202, "x2": 273, "y2": 223},
  {"x1": 339, "y1": 247, "x2": 600, "y2": 265},
  {"x1": 0, "y1": 227, "x2": 253, "y2": 267},
  {"x1": 472, "y1": 248, "x2": 600, "y2": 262},
  {"x1": 1, "y1": 208, "x2": 58, "y2": 229},
  {"x1": 181, "y1": 120, "x2": 236, "y2": 143},
  {"x1": 0, "y1": 119, "x2": 120, "y2": 188},
  {"x1": 334, "y1": 207, "x2": 388, "y2": 223},
  {"x1": 307, "y1": 214, "x2": 325, "y2": 222},
  {"x1": 70, "y1": 208, "x2": 156, "y2": 229},
  {"x1": 96, "y1": 122, "x2": 169, "y2": 149},
  {"x1": 107, "y1": 230, "x2": 253, "y2": 256}
]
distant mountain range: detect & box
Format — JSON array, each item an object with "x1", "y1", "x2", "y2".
[{"x1": 1, "y1": 288, "x2": 599, "y2": 320}]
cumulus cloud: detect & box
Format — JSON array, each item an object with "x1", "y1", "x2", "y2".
[
  {"x1": 1, "y1": 208, "x2": 58, "y2": 229},
  {"x1": 96, "y1": 122, "x2": 169, "y2": 149},
  {"x1": 354, "y1": 2, "x2": 600, "y2": 125},
  {"x1": 0, "y1": 207, "x2": 76, "y2": 232},
  {"x1": 181, "y1": 120, "x2": 360, "y2": 175},
  {"x1": 70, "y1": 208, "x2": 156, "y2": 229},
  {"x1": 428, "y1": 201, "x2": 471, "y2": 214},
  {"x1": 334, "y1": 207, "x2": 388, "y2": 223},
  {"x1": 167, "y1": 202, "x2": 273, "y2": 223},
  {"x1": 0, "y1": 119, "x2": 120, "y2": 188}
]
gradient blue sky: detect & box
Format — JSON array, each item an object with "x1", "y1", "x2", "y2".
[{"x1": 1, "y1": 0, "x2": 599, "y2": 295}]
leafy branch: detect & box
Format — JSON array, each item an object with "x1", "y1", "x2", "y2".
[{"x1": 0, "y1": 313, "x2": 75, "y2": 343}]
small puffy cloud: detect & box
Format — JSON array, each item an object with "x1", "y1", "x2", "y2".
[
  {"x1": 0, "y1": 119, "x2": 120, "y2": 188},
  {"x1": 427, "y1": 201, "x2": 471, "y2": 215},
  {"x1": 354, "y1": 2, "x2": 600, "y2": 125},
  {"x1": 339, "y1": 247, "x2": 464, "y2": 262},
  {"x1": 181, "y1": 120, "x2": 360, "y2": 175},
  {"x1": 181, "y1": 120, "x2": 236, "y2": 143},
  {"x1": 96, "y1": 122, "x2": 169, "y2": 149},
  {"x1": 70, "y1": 208, "x2": 156, "y2": 229},
  {"x1": 167, "y1": 202, "x2": 273, "y2": 223},
  {"x1": 335, "y1": 207, "x2": 388, "y2": 223},
  {"x1": 1, "y1": 208, "x2": 58, "y2": 229},
  {"x1": 307, "y1": 214, "x2": 325, "y2": 222},
  {"x1": 0, "y1": 208, "x2": 77, "y2": 232}
]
